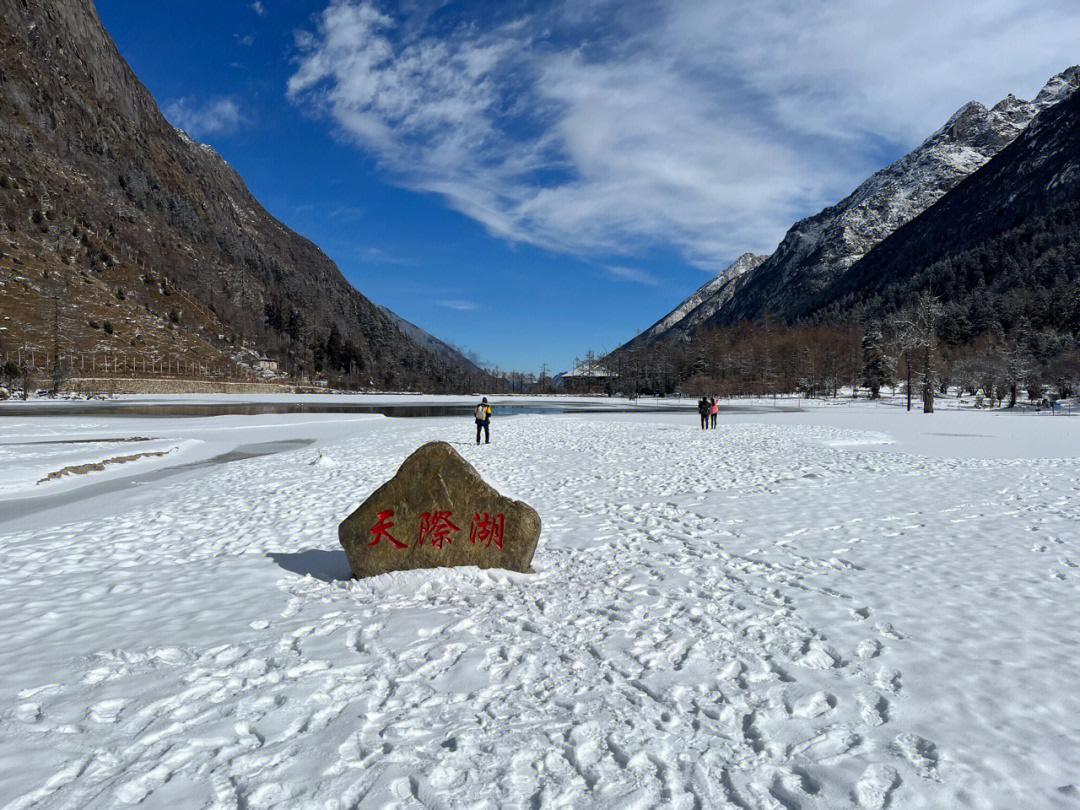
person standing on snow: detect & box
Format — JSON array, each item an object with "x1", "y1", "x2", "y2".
[
  {"x1": 709, "y1": 397, "x2": 719, "y2": 429},
  {"x1": 698, "y1": 396, "x2": 709, "y2": 430},
  {"x1": 475, "y1": 397, "x2": 492, "y2": 444}
]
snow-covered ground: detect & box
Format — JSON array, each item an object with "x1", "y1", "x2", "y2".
[{"x1": 1, "y1": 398, "x2": 1078, "y2": 809}]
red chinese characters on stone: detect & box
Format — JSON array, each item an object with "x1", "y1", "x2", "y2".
[
  {"x1": 367, "y1": 509, "x2": 503, "y2": 551},
  {"x1": 417, "y1": 510, "x2": 460, "y2": 548},
  {"x1": 469, "y1": 512, "x2": 505, "y2": 550},
  {"x1": 368, "y1": 509, "x2": 408, "y2": 549}
]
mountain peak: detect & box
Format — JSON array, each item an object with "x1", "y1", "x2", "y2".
[
  {"x1": 716, "y1": 252, "x2": 768, "y2": 285},
  {"x1": 616, "y1": 253, "x2": 767, "y2": 349},
  {"x1": 991, "y1": 93, "x2": 1023, "y2": 114},
  {"x1": 617, "y1": 64, "x2": 1080, "y2": 337},
  {"x1": 1034, "y1": 65, "x2": 1080, "y2": 108}
]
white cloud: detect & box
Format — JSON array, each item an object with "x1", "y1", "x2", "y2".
[
  {"x1": 438, "y1": 300, "x2": 479, "y2": 311},
  {"x1": 251, "y1": 1, "x2": 266, "y2": 16},
  {"x1": 605, "y1": 265, "x2": 660, "y2": 286},
  {"x1": 664, "y1": 0, "x2": 1080, "y2": 144},
  {"x1": 357, "y1": 245, "x2": 413, "y2": 265},
  {"x1": 287, "y1": 0, "x2": 1080, "y2": 271},
  {"x1": 329, "y1": 205, "x2": 365, "y2": 220},
  {"x1": 164, "y1": 96, "x2": 246, "y2": 138}
]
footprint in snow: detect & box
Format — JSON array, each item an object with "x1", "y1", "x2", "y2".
[
  {"x1": 889, "y1": 734, "x2": 939, "y2": 779},
  {"x1": 854, "y1": 764, "x2": 901, "y2": 809},
  {"x1": 855, "y1": 691, "x2": 889, "y2": 726},
  {"x1": 855, "y1": 639, "x2": 883, "y2": 660},
  {"x1": 791, "y1": 691, "x2": 836, "y2": 719},
  {"x1": 791, "y1": 725, "x2": 865, "y2": 765},
  {"x1": 14, "y1": 702, "x2": 42, "y2": 724},
  {"x1": 115, "y1": 764, "x2": 174, "y2": 805},
  {"x1": 88, "y1": 698, "x2": 126, "y2": 724},
  {"x1": 770, "y1": 768, "x2": 821, "y2": 806},
  {"x1": 874, "y1": 668, "x2": 903, "y2": 694},
  {"x1": 875, "y1": 622, "x2": 904, "y2": 640},
  {"x1": 797, "y1": 641, "x2": 843, "y2": 670}
]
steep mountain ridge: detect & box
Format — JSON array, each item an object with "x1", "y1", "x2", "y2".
[
  {"x1": 619, "y1": 253, "x2": 765, "y2": 351},
  {"x1": 378, "y1": 305, "x2": 480, "y2": 371},
  {"x1": 712, "y1": 66, "x2": 1080, "y2": 326},
  {"x1": 615, "y1": 65, "x2": 1080, "y2": 358},
  {"x1": 0, "y1": 0, "x2": 475, "y2": 389},
  {"x1": 805, "y1": 82, "x2": 1080, "y2": 334}
]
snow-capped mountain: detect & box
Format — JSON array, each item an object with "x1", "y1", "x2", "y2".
[
  {"x1": 809, "y1": 72, "x2": 1080, "y2": 326},
  {"x1": 714, "y1": 66, "x2": 1080, "y2": 325},
  {"x1": 620, "y1": 253, "x2": 767, "y2": 349},
  {"x1": 616, "y1": 65, "x2": 1080, "y2": 356}
]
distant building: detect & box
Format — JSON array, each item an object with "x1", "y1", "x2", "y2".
[{"x1": 557, "y1": 362, "x2": 616, "y2": 393}]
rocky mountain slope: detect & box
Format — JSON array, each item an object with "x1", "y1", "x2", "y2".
[
  {"x1": 615, "y1": 66, "x2": 1080, "y2": 357},
  {"x1": 378, "y1": 305, "x2": 480, "y2": 371},
  {"x1": 712, "y1": 66, "x2": 1080, "y2": 326},
  {"x1": 619, "y1": 253, "x2": 766, "y2": 350},
  {"x1": 711, "y1": 66, "x2": 1080, "y2": 327},
  {"x1": 0, "y1": 0, "x2": 475, "y2": 390},
  {"x1": 806, "y1": 81, "x2": 1080, "y2": 338}
]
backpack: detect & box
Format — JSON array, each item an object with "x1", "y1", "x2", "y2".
[{"x1": 475, "y1": 404, "x2": 487, "y2": 421}]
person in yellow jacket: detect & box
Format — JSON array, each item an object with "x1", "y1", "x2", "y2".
[{"x1": 475, "y1": 397, "x2": 491, "y2": 444}]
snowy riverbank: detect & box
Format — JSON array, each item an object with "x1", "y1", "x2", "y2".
[{"x1": 1, "y1": 400, "x2": 1078, "y2": 808}]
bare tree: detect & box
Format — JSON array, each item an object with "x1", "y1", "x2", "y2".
[
  {"x1": 18, "y1": 365, "x2": 35, "y2": 400},
  {"x1": 894, "y1": 293, "x2": 942, "y2": 413},
  {"x1": 1000, "y1": 339, "x2": 1031, "y2": 409},
  {"x1": 48, "y1": 278, "x2": 73, "y2": 397}
]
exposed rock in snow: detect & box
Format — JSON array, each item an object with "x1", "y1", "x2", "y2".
[{"x1": 310, "y1": 451, "x2": 338, "y2": 468}]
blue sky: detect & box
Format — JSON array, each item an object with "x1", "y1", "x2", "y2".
[{"x1": 97, "y1": 1, "x2": 1080, "y2": 373}]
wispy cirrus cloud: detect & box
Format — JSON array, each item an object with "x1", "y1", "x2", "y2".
[
  {"x1": 164, "y1": 96, "x2": 246, "y2": 138},
  {"x1": 356, "y1": 245, "x2": 414, "y2": 265},
  {"x1": 287, "y1": 0, "x2": 1080, "y2": 273},
  {"x1": 438, "y1": 300, "x2": 479, "y2": 311},
  {"x1": 605, "y1": 265, "x2": 660, "y2": 286}
]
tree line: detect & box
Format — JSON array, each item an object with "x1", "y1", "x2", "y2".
[{"x1": 606, "y1": 293, "x2": 1080, "y2": 412}]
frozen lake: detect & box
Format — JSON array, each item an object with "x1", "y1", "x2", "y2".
[
  {"x1": 1, "y1": 395, "x2": 1078, "y2": 809},
  {"x1": 0, "y1": 397, "x2": 794, "y2": 419}
]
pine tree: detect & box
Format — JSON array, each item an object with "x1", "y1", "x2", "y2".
[{"x1": 860, "y1": 326, "x2": 894, "y2": 399}]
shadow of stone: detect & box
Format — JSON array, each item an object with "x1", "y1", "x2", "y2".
[{"x1": 267, "y1": 548, "x2": 353, "y2": 582}]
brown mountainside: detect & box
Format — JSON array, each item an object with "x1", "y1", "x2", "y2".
[{"x1": 0, "y1": 0, "x2": 477, "y2": 390}]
